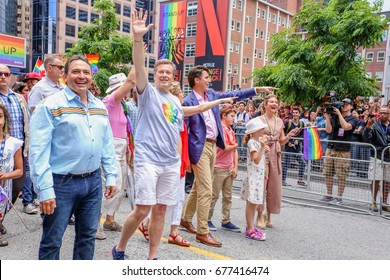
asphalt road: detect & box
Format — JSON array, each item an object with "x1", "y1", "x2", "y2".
[{"x1": 1, "y1": 189, "x2": 390, "y2": 260}]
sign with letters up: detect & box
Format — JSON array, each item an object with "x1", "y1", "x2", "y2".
[{"x1": 0, "y1": 33, "x2": 26, "y2": 68}]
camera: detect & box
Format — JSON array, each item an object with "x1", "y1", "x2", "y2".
[{"x1": 324, "y1": 91, "x2": 344, "y2": 114}]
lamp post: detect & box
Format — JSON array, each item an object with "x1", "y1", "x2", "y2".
[{"x1": 230, "y1": 75, "x2": 234, "y2": 90}]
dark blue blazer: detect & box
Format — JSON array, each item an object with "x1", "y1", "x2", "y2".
[{"x1": 183, "y1": 88, "x2": 256, "y2": 164}]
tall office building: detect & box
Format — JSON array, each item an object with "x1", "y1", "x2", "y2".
[
  {"x1": 31, "y1": 0, "x2": 157, "y2": 78},
  {"x1": 0, "y1": 0, "x2": 18, "y2": 36}
]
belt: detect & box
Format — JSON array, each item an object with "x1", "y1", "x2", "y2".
[
  {"x1": 206, "y1": 138, "x2": 216, "y2": 144},
  {"x1": 53, "y1": 169, "x2": 98, "y2": 179}
]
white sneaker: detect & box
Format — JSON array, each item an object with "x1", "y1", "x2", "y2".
[{"x1": 23, "y1": 203, "x2": 38, "y2": 214}]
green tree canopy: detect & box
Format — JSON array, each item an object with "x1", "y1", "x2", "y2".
[
  {"x1": 66, "y1": 0, "x2": 133, "y2": 94},
  {"x1": 252, "y1": 0, "x2": 387, "y2": 107}
]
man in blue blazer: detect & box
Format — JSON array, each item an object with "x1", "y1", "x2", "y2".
[{"x1": 180, "y1": 65, "x2": 276, "y2": 247}]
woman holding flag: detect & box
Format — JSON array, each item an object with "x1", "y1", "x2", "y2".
[{"x1": 0, "y1": 104, "x2": 23, "y2": 246}]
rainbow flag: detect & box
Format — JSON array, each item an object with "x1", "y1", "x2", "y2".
[
  {"x1": 33, "y1": 57, "x2": 46, "y2": 77},
  {"x1": 303, "y1": 127, "x2": 322, "y2": 160},
  {"x1": 85, "y1": 54, "x2": 99, "y2": 74}
]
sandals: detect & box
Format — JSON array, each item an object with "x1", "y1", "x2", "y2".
[
  {"x1": 256, "y1": 213, "x2": 266, "y2": 229},
  {"x1": 0, "y1": 223, "x2": 7, "y2": 235},
  {"x1": 264, "y1": 212, "x2": 273, "y2": 228},
  {"x1": 245, "y1": 228, "x2": 266, "y2": 241},
  {"x1": 138, "y1": 221, "x2": 149, "y2": 241},
  {"x1": 168, "y1": 233, "x2": 190, "y2": 247}
]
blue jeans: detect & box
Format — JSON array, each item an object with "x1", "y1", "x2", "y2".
[
  {"x1": 22, "y1": 157, "x2": 37, "y2": 205},
  {"x1": 39, "y1": 169, "x2": 102, "y2": 260},
  {"x1": 235, "y1": 128, "x2": 246, "y2": 158},
  {"x1": 282, "y1": 147, "x2": 306, "y2": 181}
]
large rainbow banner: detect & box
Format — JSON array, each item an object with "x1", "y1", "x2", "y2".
[
  {"x1": 303, "y1": 127, "x2": 323, "y2": 160},
  {"x1": 0, "y1": 34, "x2": 26, "y2": 68},
  {"x1": 158, "y1": 1, "x2": 186, "y2": 82}
]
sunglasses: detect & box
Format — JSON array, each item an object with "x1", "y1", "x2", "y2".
[
  {"x1": 50, "y1": 64, "x2": 65, "y2": 70},
  {"x1": 0, "y1": 72, "x2": 11, "y2": 77}
]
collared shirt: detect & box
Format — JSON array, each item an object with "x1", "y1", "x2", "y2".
[
  {"x1": 193, "y1": 90, "x2": 218, "y2": 140},
  {"x1": 126, "y1": 99, "x2": 139, "y2": 137},
  {"x1": 29, "y1": 87, "x2": 118, "y2": 201},
  {"x1": 28, "y1": 76, "x2": 64, "y2": 110},
  {"x1": 0, "y1": 89, "x2": 25, "y2": 141}
]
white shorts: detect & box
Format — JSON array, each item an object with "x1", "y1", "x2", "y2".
[
  {"x1": 368, "y1": 157, "x2": 390, "y2": 181},
  {"x1": 134, "y1": 160, "x2": 180, "y2": 206}
]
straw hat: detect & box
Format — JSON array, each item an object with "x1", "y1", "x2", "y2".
[
  {"x1": 245, "y1": 118, "x2": 267, "y2": 134},
  {"x1": 106, "y1": 73, "x2": 126, "y2": 93}
]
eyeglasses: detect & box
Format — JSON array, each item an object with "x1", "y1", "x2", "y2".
[
  {"x1": 50, "y1": 64, "x2": 65, "y2": 70},
  {"x1": 0, "y1": 72, "x2": 11, "y2": 77},
  {"x1": 379, "y1": 112, "x2": 389, "y2": 115}
]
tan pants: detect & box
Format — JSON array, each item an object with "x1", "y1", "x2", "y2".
[
  {"x1": 208, "y1": 167, "x2": 233, "y2": 224},
  {"x1": 182, "y1": 142, "x2": 216, "y2": 234}
]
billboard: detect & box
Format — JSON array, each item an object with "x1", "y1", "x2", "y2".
[
  {"x1": 0, "y1": 34, "x2": 26, "y2": 68},
  {"x1": 158, "y1": 1, "x2": 187, "y2": 82},
  {"x1": 195, "y1": 0, "x2": 229, "y2": 91}
]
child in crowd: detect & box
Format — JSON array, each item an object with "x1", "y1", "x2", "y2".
[
  {"x1": 208, "y1": 104, "x2": 240, "y2": 232},
  {"x1": 0, "y1": 104, "x2": 23, "y2": 246},
  {"x1": 240, "y1": 118, "x2": 269, "y2": 241}
]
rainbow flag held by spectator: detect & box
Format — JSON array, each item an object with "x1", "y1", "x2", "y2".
[
  {"x1": 303, "y1": 127, "x2": 322, "y2": 160},
  {"x1": 0, "y1": 186, "x2": 8, "y2": 203},
  {"x1": 33, "y1": 57, "x2": 46, "y2": 77},
  {"x1": 85, "y1": 54, "x2": 99, "y2": 74}
]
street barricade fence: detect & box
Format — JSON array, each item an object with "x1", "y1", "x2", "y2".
[
  {"x1": 233, "y1": 133, "x2": 387, "y2": 216},
  {"x1": 380, "y1": 146, "x2": 390, "y2": 219}
]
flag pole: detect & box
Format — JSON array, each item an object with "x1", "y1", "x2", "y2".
[{"x1": 5, "y1": 196, "x2": 30, "y2": 231}]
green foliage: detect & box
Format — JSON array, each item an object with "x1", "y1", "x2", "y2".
[
  {"x1": 65, "y1": 0, "x2": 133, "y2": 95},
  {"x1": 252, "y1": 0, "x2": 387, "y2": 106}
]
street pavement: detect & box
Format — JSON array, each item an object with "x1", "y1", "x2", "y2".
[{"x1": 1, "y1": 188, "x2": 390, "y2": 260}]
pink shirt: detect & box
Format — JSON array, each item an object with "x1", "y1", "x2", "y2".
[
  {"x1": 102, "y1": 93, "x2": 127, "y2": 139},
  {"x1": 215, "y1": 124, "x2": 236, "y2": 168},
  {"x1": 194, "y1": 90, "x2": 218, "y2": 140}
]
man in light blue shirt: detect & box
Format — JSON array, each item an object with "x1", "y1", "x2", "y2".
[{"x1": 29, "y1": 55, "x2": 118, "y2": 260}]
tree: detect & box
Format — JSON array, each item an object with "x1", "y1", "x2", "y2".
[
  {"x1": 251, "y1": 0, "x2": 387, "y2": 106},
  {"x1": 66, "y1": 0, "x2": 133, "y2": 94}
]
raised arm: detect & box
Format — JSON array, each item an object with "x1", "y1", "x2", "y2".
[
  {"x1": 132, "y1": 8, "x2": 153, "y2": 94},
  {"x1": 183, "y1": 97, "x2": 237, "y2": 117},
  {"x1": 113, "y1": 66, "x2": 136, "y2": 103}
]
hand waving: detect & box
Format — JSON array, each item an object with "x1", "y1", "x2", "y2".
[{"x1": 132, "y1": 8, "x2": 154, "y2": 40}]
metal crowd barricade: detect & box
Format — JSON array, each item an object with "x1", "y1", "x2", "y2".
[
  {"x1": 380, "y1": 146, "x2": 390, "y2": 219},
  {"x1": 233, "y1": 135, "x2": 379, "y2": 215}
]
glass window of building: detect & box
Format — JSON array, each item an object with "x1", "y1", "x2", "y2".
[
  {"x1": 123, "y1": 22, "x2": 130, "y2": 33},
  {"x1": 149, "y1": 58, "x2": 155, "y2": 68},
  {"x1": 187, "y1": 2, "x2": 198, "y2": 16},
  {"x1": 185, "y1": 43, "x2": 196, "y2": 57},
  {"x1": 115, "y1": 3, "x2": 121, "y2": 15},
  {"x1": 66, "y1": 24, "x2": 76, "y2": 37},
  {"x1": 186, "y1": 23, "x2": 197, "y2": 37},
  {"x1": 79, "y1": 9, "x2": 88, "y2": 22},
  {"x1": 91, "y1": 13, "x2": 99, "y2": 22},
  {"x1": 184, "y1": 63, "x2": 194, "y2": 77},
  {"x1": 376, "y1": 72, "x2": 383, "y2": 82},
  {"x1": 377, "y1": 51, "x2": 385, "y2": 62},
  {"x1": 366, "y1": 52, "x2": 374, "y2": 62},
  {"x1": 124, "y1": 6, "x2": 131, "y2": 17},
  {"x1": 79, "y1": 0, "x2": 88, "y2": 5},
  {"x1": 66, "y1": 6, "x2": 76, "y2": 19}
]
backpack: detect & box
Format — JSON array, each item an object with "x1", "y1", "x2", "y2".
[{"x1": 286, "y1": 119, "x2": 304, "y2": 132}]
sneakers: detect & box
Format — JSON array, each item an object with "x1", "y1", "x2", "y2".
[
  {"x1": 32, "y1": 199, "x2": 40, "y2": 207},
  {"x1": 333, "y1": 198, "x2": 343, "y2": 205},
  {"x1": 95, "y1": 224, "x2": 107, "y2": 240},
  {"x1": 382, "y1": 205, "x2": 390, "y2": 212},
  {"x1": 103, "y1": 221, "x2": 123, "y2": 232},
  {"x1": 297, "y1": 180, "x2": 307, "y2": 186},
  {"x1": 282, "y1": 180, "x2": 291, "y2": 186},
  {"x1": 221, "y1": 222, "x2": 241, "y2": 232},
  {"x1": 0, "y1": 223, "x2": 7, "y2": 235},
  {"x1": 320, "y1": 196, "x2": 334, "y2": 203},
  {"x1": 23, "y1": 203, "x2": 38, "y2": 214},
  {"x1": 369, "y1": 202, "x2": 378, "y2": 212},
  {"x1": 208, "y1": 221, "x2": 217, "y2": 231},
  {"x1": 245, "y1": 228, "x2": 266, "y2": 241},
  {"x1": 68, "y1": 214, "x2": 75, "y2": 225},
  {"x1": 111, "y1": 245, "x2": 125, "y2": 260}
]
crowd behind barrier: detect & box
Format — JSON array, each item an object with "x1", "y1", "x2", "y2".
[{"x1": 234, "y1": 133, "x2": 390, "y2": 217}]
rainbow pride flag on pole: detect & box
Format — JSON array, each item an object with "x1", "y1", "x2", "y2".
[
  {"x1": 33, "y1": 57, "x2": 45, "y2": 77},
  {"x1": 303, "y1": 127, "x2": 322, "y2": 160},
  {"x1": 85, "y1": 54, "x2": 99, "y2": 74}
]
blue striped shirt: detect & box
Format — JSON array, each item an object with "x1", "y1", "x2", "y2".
[
  {"x1": 29, "y1": 86, "x2": 118, "y2": 201},
  {"x1": 0, "y1": 89, "x2": 25, "y2": 141}
]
